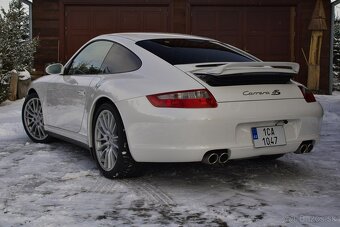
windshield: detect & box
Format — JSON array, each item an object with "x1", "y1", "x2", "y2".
[{"x1": 136, "y1": 38, "x2": 253, "y2": 65}]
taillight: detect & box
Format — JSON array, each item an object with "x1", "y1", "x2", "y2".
[
  {"x1": 147, "y1": 89, "x2": 218, "y2": 108},
  {"x1": 298, "y1": 86, "x2": 316, "y2": 103}
]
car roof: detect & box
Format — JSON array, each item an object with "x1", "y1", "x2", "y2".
[{"x1": 98, "y1": 32, "x2": 212, "y2": 42}]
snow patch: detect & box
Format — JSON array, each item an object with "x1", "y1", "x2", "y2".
[
  {"x1": 18, "y1": 69, "x2": 31, "y2": 81},
  {"x1": 0, "y1": 122, "x2": 25, "y2": 141},
  {"x1": 62, "y1": 171, "x2": 92, "y2": 180}
]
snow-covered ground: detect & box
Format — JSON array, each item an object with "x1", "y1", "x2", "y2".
[{"x1": 0, "y1": 94, "x2": 340, "y2": 227}]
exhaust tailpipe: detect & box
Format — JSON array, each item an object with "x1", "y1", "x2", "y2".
[
  {"x1": 306, "y1": 143, "x2": 314, "y2": 153},
  {"x1": 202, "y1": 153, "x2": 219, "y2": 165},
  {"x1": 218, "y1": 152, "x2": 230, "y2": 164},
  {"x1": 300, "y1": 144, "x2": 308, "y2": 154},
  {"x1": 295, "y1": 144, "x2": 308, "y2": 154}
]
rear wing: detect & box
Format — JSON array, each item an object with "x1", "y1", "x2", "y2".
[{"x1": 192, "y1": 62, "x2": 300, "y2": 76}]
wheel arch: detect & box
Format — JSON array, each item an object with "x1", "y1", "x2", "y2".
[
  {"x1": 26, "y1": 88, "x2": 45, "y2": 103},
  {"x1": 88, "y1": 96, "x2": 123, "y2": 149},
  {"x1": 27, "y1": 88, "x2": 38, "y2": 96}
]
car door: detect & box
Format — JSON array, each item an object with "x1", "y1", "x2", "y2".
[{"x1": 45, "y1": 40, "x2": 113, "y2": 133}]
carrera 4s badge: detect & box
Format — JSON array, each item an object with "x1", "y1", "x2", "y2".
[{"x1": 243, "y1": 90, "x2": 281, "y2": 96}]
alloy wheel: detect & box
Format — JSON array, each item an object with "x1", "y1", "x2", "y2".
[
  {"x1": 23, "y1": 97, "x2": 48, "y2": 141},
  {"x1": 94, "y1": 110, "x2": 119, "y2": 171}
]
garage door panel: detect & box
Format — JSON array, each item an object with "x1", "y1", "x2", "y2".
[
  {"x1": 268, "y1": 36, "x2": 290, "y2": 61},
  {"x1": 93, "y1": 8, "x2": 117, "y2": 32},
  {"x1": 269, "y1": 9, "x2": 291, "y2": 32},
  {"x1": 246, "y1": 9, "x2": 266, "y2": 32},
  {"x1": 191, "y1": 6, "x2": 295, "y2": 62},
  {"x1": 64, "y1": 5, "x2": 169, "y2": 61},
  {"x1": 247, "y1": 36, "x2": 265, "y2": 56},
  {"x1": 216, "y1": 10, "x2": 243, "y2": 49},
  {"x1": 191, "y1": 10, "x2": 216, "y2": 34},
  {"x1": 119, "y1": 10, "x2": 143, "y2": 32},
  {"x1": 192, "y1": 8, "x2": 243, "y2": 46},
  {"x1": 65, "y1": 7, "x2": 92, "y2": 59},
  {"x1": 217, "y1": 10, "x2": 242, "y2": 32},
  {"x1": 143, "y1": 9, "x2": 168, "y2": 32},
  {"x1": 67, "y1": 8, "x2": 91, "y2": 31}
]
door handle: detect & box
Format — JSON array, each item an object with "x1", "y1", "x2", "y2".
[{"x1": 77, "y1": 90, "x2": 85, "y2": 96}]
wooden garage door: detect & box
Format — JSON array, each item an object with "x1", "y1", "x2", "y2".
[
  {"x1": 64, "y1": 6, "x2": 169, "y2": 60},
  {"x1": 191, "y1": 6, "x2": 295, "y2": 61}
]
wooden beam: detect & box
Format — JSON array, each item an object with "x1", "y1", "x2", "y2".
[
  {"x1": 308, "y1": 31, "x2": 323, "y2": 89},
  {"x1": 8, "y1": 72, "x2": 18, "y2": 101},
  {"x1": 307, "y1": 0, "x2": 327, "y2": 90}
]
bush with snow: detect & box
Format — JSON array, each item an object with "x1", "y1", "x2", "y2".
[
  {"x1": 0, "y1": 0, "x2": 38, "y2": 103},
  {"x1": 0, "y1": 68, "x2": 9, "y2": 104}
]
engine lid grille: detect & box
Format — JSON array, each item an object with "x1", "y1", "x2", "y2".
[{"x1": 195, "y1": 72, "x2": 293, "y2": 87}]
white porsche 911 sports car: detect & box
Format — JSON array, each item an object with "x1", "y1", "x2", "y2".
[{"x1": 22, "y1": 33, "x2": 323, "y2": 178}]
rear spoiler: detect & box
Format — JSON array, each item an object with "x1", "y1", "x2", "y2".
[{"x1": 192, "y1": 62, "x2": 300, "y2": 76}]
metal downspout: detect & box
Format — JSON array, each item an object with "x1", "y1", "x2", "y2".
[
  {"x1": 21, "y1": 0, "x2": 33, "y2": 40},
  {"x1": 330, "y1": 0, "x2": 340, "y2": 94}
]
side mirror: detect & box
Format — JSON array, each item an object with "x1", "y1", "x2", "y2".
[{"x1": 45, "y1": 63, "x2": 63, "y2": 75}]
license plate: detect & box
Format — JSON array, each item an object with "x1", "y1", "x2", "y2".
[{"x1": 251, "y1": 126, "x2": 286, "y2": 148}]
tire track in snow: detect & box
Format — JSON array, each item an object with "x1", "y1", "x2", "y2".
[
  {"x1": 77, "y1": 175, "x2": 175, "y2": 206},
  {"x1": 120, "y1": 178, "x2": 175, "y2": 206},
  {"x1": 88, "y1": 177, "x2": 120, "y2": 194}
]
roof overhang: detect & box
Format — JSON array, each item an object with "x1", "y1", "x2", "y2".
[
  {"x1": 331, "y1": 0, "x2": 340, "y2": 5},
  {"x1": 21, "y1": 0, "x2": 32, "y2": 6}
]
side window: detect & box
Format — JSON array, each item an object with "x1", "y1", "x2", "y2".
[
  {"x1": 101, "y1": 43, "x2": 142, "y2": 74},
  {"x1": 67, "y1": 41, "x2": 113, "y2": 75}
]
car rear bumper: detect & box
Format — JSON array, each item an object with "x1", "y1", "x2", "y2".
[{"x1": 117, "y1": 97, "x2": 323, "y2": 162}]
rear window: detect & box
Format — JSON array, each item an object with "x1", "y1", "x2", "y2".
[{"x1": 136, "y1": 39, "x2": 253, "y2": 65}]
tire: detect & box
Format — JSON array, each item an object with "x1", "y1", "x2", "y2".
[
  {"x1": 22, "y1": 92, "x2": 51, "y2": 143},
  {"x1": 255, "y1": 154, "x2": 285, "y2": 161},
  {"x1": 92, "y1": 103, "x2": 141, "y2": 179}
]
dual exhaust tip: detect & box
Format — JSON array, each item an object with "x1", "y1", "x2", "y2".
[
  {"x1": 295, "y1": 141, "x2": 314, "y2": 154},
  {"x1": 203, "y1": 141, "x2": 314, "y2": 164},
  {"x1": 202, "y1": 150, "x2": 230, "y2": 165}
]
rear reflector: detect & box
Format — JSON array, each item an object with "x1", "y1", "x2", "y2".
[
  {"x1": 147, "y1": 89, "x2": 218, "y2": 108},
  {"x1": 298, "y1": 86, "x2": 316, "y2": 103}
]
